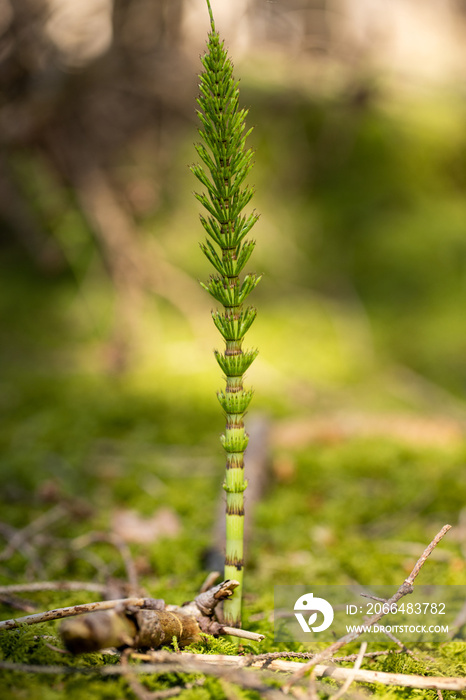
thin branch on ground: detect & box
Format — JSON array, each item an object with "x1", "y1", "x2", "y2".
[
  {"x1": 251, "y1": 650, "x2": 397, "y2": 663},
  {"x1": 329, "y1": 641, "x2": 367, "y2": 700},
  {"x1": 199, "y1": 571, "x2": 221, "y2": 593},
  {"x1": 283, "y1": 523, "x2": 451, "y2": 691},
  {"x1": 0, "y1": 595, "x2": 37, "y2": 612},
  {"x1": 221, "y1": 626, "x2": 264, "y2": 641},
  {"x1": 0, "y1": 597, "x2": 158, "y2": 631},
  {"x1": 308, "y1": 666, "x2": 319, "y2": 700},
  {"x1": 405, "y1": 525, "x2": 451, "y2": 584},
  {"x1": 449, "y1": 598, "x2": 466, "y2": 637},
  {"x1": 0, "y1": 581, "x2": 108, "y2": 595},
  {"x1": 382, "y1": 629, "x2": 410, "y2": 652},
  {"x1": 380, "y1": 628, "x2": 437, "y2": 668}
]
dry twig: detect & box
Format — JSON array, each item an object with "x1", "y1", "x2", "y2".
[
  {"x1": 283, "y1": 524, "x2": 451, "y2": 691},
  {"x1": 0, "y1": 581, "x2": 107, "y2": 596},
  {"x1": 0, "y1": 597, "x2": 158, "y2": 631},
  {"x1": 329, "y1": 642, "x2": 367, "y2": 700}
]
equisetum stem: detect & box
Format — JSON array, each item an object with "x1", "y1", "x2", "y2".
[{"x1": 192, "y1": 1, "x2": 260, "y2": 626}]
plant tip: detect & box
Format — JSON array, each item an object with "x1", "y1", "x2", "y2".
[{"x1": 205, "y1": 0, "x2": 215, "y2": 31}]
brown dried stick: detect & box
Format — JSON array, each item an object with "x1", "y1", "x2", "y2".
[
  {"x1": 405, "y1": 524, "x2": 451, "y2": 585},
  {"x1": 0, "y1": 581, "x2": 108, "y2": 595},
  {"x1": 0, "y1": 597, "x2": 158, "y2": 631},
  {"x1": 329, "y1": 641, "x2": 367, "y2": 700},
  {"x1": 284, "y1": 524, "x2": 451, "y2": 691}
]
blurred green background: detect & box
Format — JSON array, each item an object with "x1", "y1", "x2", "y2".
[{"x1": 2, "y1": 0, "x2": 466, "y2": 617}]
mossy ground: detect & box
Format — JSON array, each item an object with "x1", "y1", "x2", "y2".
[{"x1": 1, "y1": 363, "x2": 465, "y2": 698}]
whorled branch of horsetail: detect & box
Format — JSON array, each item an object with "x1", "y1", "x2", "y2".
[{"x1": 191, "y1": 0, "x2": 261, "y2": 626}]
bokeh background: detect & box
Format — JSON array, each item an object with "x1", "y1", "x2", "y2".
[
  {"x1": 2, "y1": 0, "x2": 466, "y2": 607},
  {"x1": 4, "y1": 0, "x2": 466, "y2": 400}
]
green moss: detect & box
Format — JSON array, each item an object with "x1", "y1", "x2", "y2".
[{"x1": 1, "y1": 383, "x2": 465, "y2": 698}]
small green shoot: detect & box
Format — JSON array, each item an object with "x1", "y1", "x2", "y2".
[{"x1": 192, "y1": 0, "x2": 260, "y2": 626}]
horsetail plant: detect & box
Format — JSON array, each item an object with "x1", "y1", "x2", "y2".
[{"x1": 191, "y1": 0, "x2": 261, "y2": 627}]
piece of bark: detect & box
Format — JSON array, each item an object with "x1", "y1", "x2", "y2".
[
  {"x1": 60, "y1": 608, "x2": 202, "y2": 654},
  {"x1": 60, "y1": 609, "x2": 138, "y2": 654},
  {"x1": 134, "y1": 610, "x2": 202, "y2": 648}
]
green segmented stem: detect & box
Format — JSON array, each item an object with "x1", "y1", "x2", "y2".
[{"x1": 192, "y1": 1, "x2": 260, "y2": 627}]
